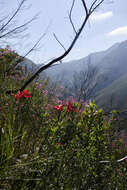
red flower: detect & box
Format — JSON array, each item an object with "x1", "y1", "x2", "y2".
[
  {"x1": 67, "y1": 100, "x2": 74, "y2": 112},
  {"x1": 15, "y1": 90, "x2": 32, "y2": 100},
  {"x1": 53, "y1": 104, "x2": 64, "y2": 111},
  {"x1": 22, "y1": 90, "x2": 32, "y2": 98},
  {"x1": 15, "y1": 91, "x2": 23, "y2": 100}
]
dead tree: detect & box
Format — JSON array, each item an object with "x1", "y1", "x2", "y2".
[
  {"x1": 6, "y1": 0, "x2": 106, "y2": 94},
  {"x1": 72, "y1": 60, "x2": 98, "y2": 102}
]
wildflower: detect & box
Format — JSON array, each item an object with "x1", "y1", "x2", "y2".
[
  {"x1": 56, "y1": 99, "x2": 63, "y2": 104},
  {"x1": 43, "y1": 90, "x2": 48, "y2": 96},
  {"x1": 22, "y1": 90, "x2": 32, "y2": 98},
  {"x1": 67, "y1": 100, "x2": 74, "y2": 112},
  {"x1": 84, "y1": 101, "x2": 89, "y2": 107},
  {"x1": 15, "y1": 91, "x2": 23, "y2": 100},
  {"x1": 3, "y1": 50, "x2": 9, "y2": 54},
  {"x1": 15, "y1": 90, "x2": 32, "y2": 100},
  {"x1": 53, "y1": 104, "x2": 64, "y2": 111}
]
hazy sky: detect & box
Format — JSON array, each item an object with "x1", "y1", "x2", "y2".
[{"x1": 2, "y1": 0, "x2": 127, "y2": 64}]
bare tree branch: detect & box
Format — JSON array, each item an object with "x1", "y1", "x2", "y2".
[
  {"x1": 0, "y1": 0, "x2": 39, "y2": 41},
  {"x1": 0, "y1": 15, "x2": 37, "y2": 39},
  {"x1": 24, "y1": 32, "x2": 47, "y2": 57},
  {"x1": 53, "y1": 33, "x2": 66, "y2": 51},
  {"x1": 0, "y1": 0, "x2": 26, "y2": 33},
  {"x1": 5, "y1": 31, "x2": 47, "y2": 75},
  {"x1": 89, "y1": 0, "x2": 105, "y2": 14},
  {"x1": 68, "y1": 0, "x2": 77, "y2": 34},
  {"x1": 19, "y1": 21, "x2": 90, "y2": 91},
  {"x1": 6, "y1": 0, "x2": 106, "y2": 94},
  {"x1": 72, "y1": 59, "x2": 98, "y2": 101},
  {"x1": 81, "y1": 0, "x2": 88, "y2": 15},
  {"x1": 89, "y1": 0, "x2": 98, "y2": 13}
]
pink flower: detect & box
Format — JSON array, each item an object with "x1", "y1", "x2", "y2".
[
  {"x1": 56, "y1": 99, "x2": 63, "y2": 104},
  {"x1": 83, "y1": 101, "x2": 89, "y2": 107},
  {"x1": 3, "y1": 50, "x2": 9, "y2": 54},
  {"x1": 43, "y1": 90, "x2": 48, "y2": 96},
  {"x1": 53, "y1": 104, "x2": 64, "y2": 111}
]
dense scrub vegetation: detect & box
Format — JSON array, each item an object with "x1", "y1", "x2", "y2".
[{"x1": 0, "y1": 47, "x2": 127, "y2": 190}]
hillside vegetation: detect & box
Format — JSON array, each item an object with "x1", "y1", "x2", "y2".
[
  {"x1": 1, "y1": 46, "x2": 127, "y2": 189},
  {"x1": 95, "y1": 72, "x2": 127, "y2": 110}
]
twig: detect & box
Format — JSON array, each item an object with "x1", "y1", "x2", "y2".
[
  {"x1": 68, "y1": 0, "x2": 77, "y2": 34},
  {"x1": 53, "y1": 33, "x2": 66, "y2": 51},
  {"x1": 0, "y1": 177, "x2": 43, "y2": 181},
  {"x1": 89, "y1": 0, "x2": 98, "y2": 13},
  {"x1": 90, "y1": 0, "x2": 105, "y2": 14},
  {"x1": 0, "y1": 0, "x2": 26, "y2": 32},
  {"x1": 0, "y1": 15, "x2": 37, "y2": 39},
  {"x1": 81, "y1": 0, "x2": 88, "y2": 15},
  {"x1": 5, "y1": 30, "x2": 47, "y2": 76},
  {"x1": 100, "y1": 156, "x2": 127, "y2": 163}
]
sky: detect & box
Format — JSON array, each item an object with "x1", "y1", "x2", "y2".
[{"x1": 1, "y1": 0, "x2": 127, "y2": 64}]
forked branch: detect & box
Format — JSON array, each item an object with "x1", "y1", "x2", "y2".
[
  {"x1": 0, "y1": 0, "x2": 38, "y2": 39},
  {"x1": 53, "y1": 33, "x2": 66, "y2": 51},
  {"x1": 0, "y1": 0, "x2": 26, "y2": 33},
  {"x1": 5, "y1": 31, "x2": 47, "y2": 75},
  {"x1": 68, "y1": 0, "x2": 77, "y2": 34},
  {"x1": 6, "y1": 0, "x2": 106, "y2": 94}
]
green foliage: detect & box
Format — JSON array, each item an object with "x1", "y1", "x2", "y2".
[
  {"x1": 0, "y1": 46, "x2": 24, "y2": 95},
  {"x1": 0, "y1": 47, "x2": 127, "y2": 189}
]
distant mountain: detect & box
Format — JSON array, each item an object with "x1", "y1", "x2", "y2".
[
  {"x1": 96, "y1": 40, "x2": 127, "y2": 90},
  {"x1": 44, "y1": 41, "x2": 125, "y2": 85},
  {"x1": 95, "y1": 72, "x2": 127, "y2": 110},
  {"x1": 47, "y1": 40, "x2": 127, "y2": 109},
  {"x1": 20, "y1": 40, "x2": 127, "y2": 110},
  {"x1": 19, "y1": 57, "x2": 39, "y2": 73},
  {"x1": 20, "y1": 40, "x2": 125, "y2": 84},
  {"x1": 18, "y1": 57, "x2": 46, "y2": 81}
]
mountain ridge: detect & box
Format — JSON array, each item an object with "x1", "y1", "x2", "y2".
[{"x1": 20, "y1": 39, "x2": 127, "y2": 110}]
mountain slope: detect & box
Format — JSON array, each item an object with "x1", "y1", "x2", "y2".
[
  {"x1": 20, "y1": 40, "x2": 127, "y2": 110},
  {"x1": 45, "y1": 42, "x2": 120, "y2": 82},
  {"x1": 95, "y1": 72, "x2": 127, "y2": 110},
  {"x1": 45, "y1": 41, "x2": 127, "y2": 85}
]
